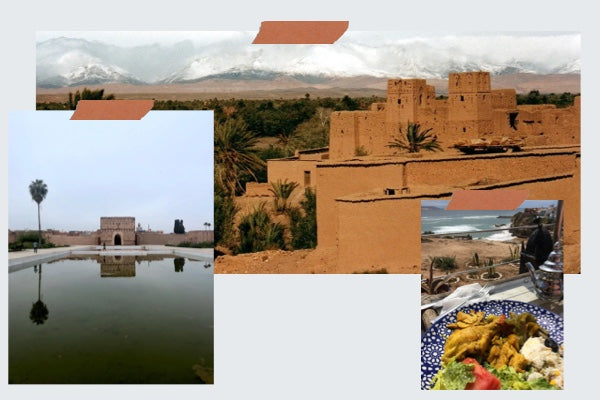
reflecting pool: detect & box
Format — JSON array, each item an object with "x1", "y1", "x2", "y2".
[{"x1": 9, "y1": 255, "x2": 213, "y2": 384}]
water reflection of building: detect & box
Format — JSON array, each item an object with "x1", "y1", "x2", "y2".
[{"x1": 100, "y1": 255, "x2": 136, "y2": 277}]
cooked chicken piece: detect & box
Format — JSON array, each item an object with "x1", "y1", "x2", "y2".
[
  {"x1": 441, "y1": 315, "x2": 505, "y2": 363},
  {"x1": 447, "y1": 310, "x2": 486, "y2": 330},
  {"x1": 487, "y1": 334, "x2": 529, "y2": 372}
]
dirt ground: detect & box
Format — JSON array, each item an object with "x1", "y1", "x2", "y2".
[
  {"x1": 215, "y1": 247, "x2": 339, "y2": 274},
  {"x1": 215, "y1": 237, "x2": 525, "y2": 275},
  {"x1": 421, "y1": 237, "x2": 524, "y2": 291}
]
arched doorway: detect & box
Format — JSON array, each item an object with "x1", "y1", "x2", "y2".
[{"x1": 114, "y1": 234, "x2": 122, "y2": 245}]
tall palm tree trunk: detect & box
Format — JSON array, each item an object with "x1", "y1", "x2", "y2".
[
  {"x1": 37, "y1": 203, "x2": 42, "y2": 249},
  {"x1": 38, "y1": 265, "x2": 42, "y2": 301}
]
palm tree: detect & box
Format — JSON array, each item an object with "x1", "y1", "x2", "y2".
[
  {"x1": 29, "y1": 179, "x2": 48, "y2": 249},
  {"x1": 214, "y1": 118, "x2": 265, "y2": 195},
  {"x1": 269, "y1": 179, "x2": 299, "y2": 212},
  {"x1": 29, "y1": 265, "x2": 49, "y2": 325},
  {"x1": 387, "y1": 122, "x2": 443, "y2": 153}
]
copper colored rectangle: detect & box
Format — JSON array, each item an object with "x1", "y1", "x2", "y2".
[
  {"x1": 446, "y1": 189, "x2": 529, "y2": 210},
  {"x1": 252, "y1": 21, "x2": 348, "y2": 44},
  {"x1": 71, "y1": 100, "x2": 154, "y2": 120}
]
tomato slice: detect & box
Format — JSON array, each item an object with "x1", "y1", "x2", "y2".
[{"x1": 462, "y1": 358, "x2": 501, "y2": 390}]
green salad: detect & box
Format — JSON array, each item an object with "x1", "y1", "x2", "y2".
[{"x1": 432, "y1": 359, "x2": 559, "y2": 390}]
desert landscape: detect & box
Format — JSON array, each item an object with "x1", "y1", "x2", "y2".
[{"x1": 36, "y1": 73, "x2": 580, "y2": 103}]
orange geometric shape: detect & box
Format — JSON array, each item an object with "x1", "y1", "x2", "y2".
[
  {"x1": 252, "y1": 21, "x2": 349, "y2": 44},
  {"x1": 71, "y1": 100, "x2": 154, "y2": 120},
  {"x1": 446, "y1": 190, "x2": 529, "y2": 210}
]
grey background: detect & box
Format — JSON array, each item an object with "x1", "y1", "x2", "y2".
[{"x1": 0, "y1": 1, "x2": 595, "y2": 399}]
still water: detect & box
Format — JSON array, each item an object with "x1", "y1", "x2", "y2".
[{"x1": 9, "y1": 255, "x2": 213, "y2": 384}]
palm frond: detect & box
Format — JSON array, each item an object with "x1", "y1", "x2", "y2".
[{"x1": 387, "y1": 122, "x2": 443, "y2": 153}]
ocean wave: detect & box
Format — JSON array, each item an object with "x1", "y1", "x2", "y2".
[
  {"x1": 434, "y1": 225, "x2": 478, "y2": 234},
  {"x1": 462, "y1": 215, "x2": 504, "y2": 220},
  {"x1": 421, "y1": 216, "x2": 456, "y2": 222},
  {"x1": 487, "y1": 230, "x2": 516, "y2": 241}
]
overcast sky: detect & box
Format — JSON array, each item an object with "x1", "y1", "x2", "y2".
[
  {"x1": 421, "y1": 200, "x2": 559, "y2": 209},
  {"x1": 9, "y1": 111, "x2": 213, "y2": 232},
  {"x1": 36, "y1": 31, "x2": 580, "y2": 81}
]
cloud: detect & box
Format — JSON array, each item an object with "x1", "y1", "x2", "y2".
[{"x1": 36, "y1": 31, "x2": 580, "y2": 85}]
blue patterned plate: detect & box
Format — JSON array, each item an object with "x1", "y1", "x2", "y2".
[{"x1": 420, "y1": 300, "x2": 563, "y2": 390}]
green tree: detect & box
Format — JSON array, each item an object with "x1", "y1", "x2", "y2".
[
  {"x1": 174, "y1": 219, "x2": 185, "y2": 234},
  {"x1": 28, "y1": 179, "x2": 48, "y2": 250},
  {"x1": 237, "y1": 203, "x2": 285, "y2": 253},
  {"x1": 214, "y1": 182, "x2": 239, "y2": 248},
  {"x1": 287, "y1": 107, "x2": 331, "y2": 152},
  {"x1": 67, "y1": 87, "x2": 115, "y2": 109},
  {"x1": 29, "y1": 265, "x2": 49, "y2": 325},
  {"x1": 269, "y1": 179, "x2": 299, "y2": 213},
  {"x1": 289, "y1": 187, "x2": 317, "y2": 249},
  {"x1": 387, "y1": 122, "x2": 443, "y2": 153},
  {"x1": 215, "y1": 118, "x2": 265, "y2": 195}
]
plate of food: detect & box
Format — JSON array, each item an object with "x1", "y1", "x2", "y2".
[{"x1": 421, "y1": 300, "x2": 564, "y2": 390}]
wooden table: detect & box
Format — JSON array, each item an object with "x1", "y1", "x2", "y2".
[{"x1": 421, "y1": 273, "x2": 563, "y2": 334}]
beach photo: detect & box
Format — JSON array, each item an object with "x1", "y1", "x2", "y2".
[
  {"x1": 420, "y1": 199, "x2": 564, "y2": 390},
  {"x1": 8, "y1": 111, "x2": 214, "y2": 383}
]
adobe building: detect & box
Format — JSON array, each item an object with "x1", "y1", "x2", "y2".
[
  {"x1": 258, "y1": 71, "x2": 580, "y2": 274},
  {"x1": 100, "y1": 217, "x2": 136, "y2": 245}
]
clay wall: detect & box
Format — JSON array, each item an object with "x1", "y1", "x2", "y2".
[
  {"x1": 447, "y1": 93, "x2": 493, "y2": 137},
  {"x1": 268, "y1": 159, "x2": 320, "y2": 190},
  {"x1": 47, "y1": 233, "x2": 99, "y2": 246},
  {"x1": 316, "y1": 163, "x2": 405, "y2": 248},
  {"x1": 498, "y1": 103, "x2": 581, "y2": 146},
  {"x1": 403, "y1": 152, "x2": 577, "y2": 187},
  {"x1": 245, "y1": 182, "x2": 272, "y2": 197},
  {"x1": 316, "y1": 149, "x2": 579, "y2": 255},
  {"x1": 414, "y1": 102, "x2": 448, "y2": 145},
  {"x1": 492, "y1": 110, "x2": 519, "y2": 137},
  {"x1": 385, "y1": 79, "x2": 430, "y2": 138},
  {"x1": 136, "y1": 230, "x2": 214, "y2": 245},
  {"x1": 330, "y1": 111, "x2": 359, "y2": 159},
  {"x1": 100, "y1": 217, "x2": 135, "y2": 230},
  {"x1": 538, "y1": 107, "x2": 580, "y2": 145},
  {"x1": 370, "y1": 102, "x2": 386, "y2": 111},
  {"x1": 448, "y1": 71, "x2": 491, "y2": 94},
  {"x1": 491, "y1": 89, "x2": 517, "y2": 109},
  {"x1": 355, "y1": 111, "x2": 388, "y2": 156},
  {"x1": 447, "y1": 72, "x2": 493, "y2": 139},
  {"x1": 336, "y1": 197, "x2": 421, "y2": 273},
  {"x1": 295, "y1": 148, "x2": 329, "y2": 161},
  {"x1": 332, "y1": 171, "x2": 579, "y2": 274},
  {"x1": 100, "y1": 217, "x2": 136, "y2": 245}
]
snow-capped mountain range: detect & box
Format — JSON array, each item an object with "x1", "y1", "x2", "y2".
[{"x1": 36, "y1": 34, "x2": 581, "y2": 88}]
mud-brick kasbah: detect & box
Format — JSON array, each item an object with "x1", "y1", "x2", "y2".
[
  {"x1": 245, "y1": 71, "x2": 581, "y2": 274},
  {"x1": 9, "y1": 217, "x2": 214, "y2": 246}
]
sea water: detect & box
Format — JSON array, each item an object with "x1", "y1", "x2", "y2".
[{"x1": 421, "y1": 208, "x2": 518, "y2": 241}]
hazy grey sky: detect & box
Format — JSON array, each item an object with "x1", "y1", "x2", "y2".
[
  {"x1": 421, "y1": 200, "x2": 559, "y2": 209},
  {"x1": 36, "y1": 31, "x2": 580, "y2": 82},
  {"x1": 9, "y1": 111, "x2": 213, "y2": 232}
]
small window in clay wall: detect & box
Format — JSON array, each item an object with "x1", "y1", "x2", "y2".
[{"x1": 304, "y1": 171, "x2": 311, "y2": 186}]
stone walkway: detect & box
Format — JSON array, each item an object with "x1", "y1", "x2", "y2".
[{"x1": 8, "y1": 245, "x2": 213, "y2": 270}]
